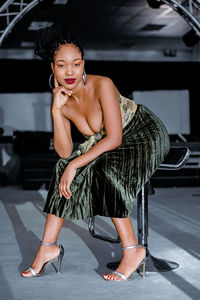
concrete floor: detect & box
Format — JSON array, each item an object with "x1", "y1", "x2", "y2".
[{"x1": 0, "y1": 185, "x2": 200, "y2": 300}]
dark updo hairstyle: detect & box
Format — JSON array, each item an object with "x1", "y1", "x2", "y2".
[{"x1": 35, "y1": 23, "x2": 84, "y2": 62}]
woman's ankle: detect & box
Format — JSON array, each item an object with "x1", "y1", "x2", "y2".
[{"x1": 122, "y1": 246, "x2": 145, "y2": 258}]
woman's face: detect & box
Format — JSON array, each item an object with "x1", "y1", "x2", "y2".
[{"x1": 51, "y1": 43, "x2": 84, "y2": 90}]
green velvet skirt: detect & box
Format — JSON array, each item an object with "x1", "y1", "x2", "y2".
[{"x1": 43, "y1": 104, "x2": 170, "y2": 220}]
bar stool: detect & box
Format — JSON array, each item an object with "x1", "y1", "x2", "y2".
[{"x1": 88, "y1": 146, "x2": 191, "y2": 272}]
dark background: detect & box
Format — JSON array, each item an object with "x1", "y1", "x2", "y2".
[{"x1": 0, "y1": 59, "x2": 199, "y2": 139}]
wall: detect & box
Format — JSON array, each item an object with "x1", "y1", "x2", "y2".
[
  {"x1": 1, "y1": 59, "x2": 199, "y2": 138},
  {"x1": 133, "y1": 90, "x2": 190, "y2": 135},
  {"x1": 0, "y1": 59, "x2": 199, "y2": 185},
  {"x1": 0, "y1": 93, "x2": 52, "y2": 135}
]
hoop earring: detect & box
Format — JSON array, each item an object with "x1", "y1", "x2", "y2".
[
  {"x1": 49, "y1": 73, "x2": 54, "y2": 90},
  {"x1": 82, "y1": 70, "x2": 87, "y2": 85}
]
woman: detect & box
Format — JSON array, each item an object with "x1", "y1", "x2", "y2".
[{"x1": 21, "y1": 24, "x2": 170, "y2": 281}]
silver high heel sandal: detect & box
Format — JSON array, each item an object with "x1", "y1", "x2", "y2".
[
  {"x1": 104, "y1": 244, "x2": 148, "y2": 282},
  {"x1": 21, "y1": 241, "x2": 64, "y2": 278}
]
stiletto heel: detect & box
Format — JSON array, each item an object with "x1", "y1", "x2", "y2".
[
  {"x1": 21, "y1": 240, "x2": 64, "y2": 278},
  {"x1": 142, "y1": 262, "x2": 146, "y2": 278},
  {"x1": 57, "y1": 256, "x2": 63, "y2": 275},
  {"x1": 104, "y1": 244, "x2": 147, "y2": 282}
]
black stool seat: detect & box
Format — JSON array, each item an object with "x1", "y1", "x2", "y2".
[
  {"x1": 160, "y1": 146, "x2": 190, "y2": 169},
  {"x1": 88, "y1": 146, "x2": 191, "y2": 272}
]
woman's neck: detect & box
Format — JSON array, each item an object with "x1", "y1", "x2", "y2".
[{"x1": 71, "y1": 79, "x2": 86, "y2": 103}]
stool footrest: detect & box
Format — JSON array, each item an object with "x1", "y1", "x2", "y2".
[{"x1": 88, "y1": 217, "x2": 121, "y2": 244}]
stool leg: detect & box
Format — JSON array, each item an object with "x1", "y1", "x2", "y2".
[
  {"x1": 106, "y1": 184, "x2": 149, "y2": 271},
  {"x1": 137, "y1": 184, "x2": 148, "y2": 247},
  {"x1": 137, "y1": 182, "x2": 179, "y2": 272}
]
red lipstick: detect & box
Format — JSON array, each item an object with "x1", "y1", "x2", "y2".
[{"x1": 65, "y1": 78, "x2": 75, "y2": 84}]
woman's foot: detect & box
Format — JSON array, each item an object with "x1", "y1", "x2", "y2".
[
  {"x1": 21, "y1": 244, "x2": 61, "y2": 278},
  {"x1": 104, "y1": 245, "x2": 146, "y2": 281}
]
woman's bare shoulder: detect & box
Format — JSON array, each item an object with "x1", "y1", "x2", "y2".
[
  {"x1": 87, "y1": 74, "x2": 113, "y2": 84},
  {"x1": 87, "y1": 74, "x2": 118, "y2": 92}
]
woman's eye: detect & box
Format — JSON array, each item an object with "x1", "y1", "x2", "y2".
[
  {"x1": 74, "y1": 64, "x2": 80, "y2": 67},
  {"x1": 58, "y1": 65, "x2": 64, "y2": 68}
]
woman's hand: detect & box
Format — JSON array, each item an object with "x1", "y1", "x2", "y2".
[
  {"x1": 59, "y1": 163, "x2": 77, "y2": 199},
  {"x1": 52, "y1": 76, "x2": 73, "y2": 110}
]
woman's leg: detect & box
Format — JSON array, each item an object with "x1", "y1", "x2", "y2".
[
  {"x1": 21, "y1": 214, "x2": 64, "y2": 277},
  {"x1": 41, "y1": 213, "x2": 64, "y2": 243},
  {"x1": 104, "y1": 217, "x2": 145, "y2": 280}
]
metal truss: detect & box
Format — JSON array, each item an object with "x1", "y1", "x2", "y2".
[
  {"x1": 0, "y1": 0, "x2": 39, "y2": 47},
  {"x1": 0, "y1": 0, "x2": 199, "y2": 48},
  {"x1": 162, "y1": 0, "x2": 200, "y2": 36}
]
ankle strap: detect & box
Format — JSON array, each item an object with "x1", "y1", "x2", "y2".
[
  {"x1": 40, "y1": 240, "x2": 58, "y2": 246},
  {"x1": 122, "y1": 244, "x2": 144, "y2": 250}
]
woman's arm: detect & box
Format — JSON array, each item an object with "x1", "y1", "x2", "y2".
[
  {"x1": 69, "y1": 77, "x2": 122, "y2": 169},
  {"x1": 52, "y1": 108, "x2": 73, "y2": 158},
  {"x1": 51, "y1": 76, "x2": 73, "y2": 158}
]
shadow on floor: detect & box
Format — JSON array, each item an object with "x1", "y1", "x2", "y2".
[{"x1": 1, "y1": 186, "x2": 200, "y2": 299}]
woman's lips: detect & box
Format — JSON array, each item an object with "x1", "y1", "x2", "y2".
[{"x1": 65, "y1": 79, "x2": 75, "y2": 84}]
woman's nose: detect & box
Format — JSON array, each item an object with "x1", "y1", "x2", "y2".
[{"x1": 65, "y1": 66, "x2": 73, "y2": 75}]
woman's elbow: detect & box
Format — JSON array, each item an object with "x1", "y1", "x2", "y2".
[
  {"x1": 110, "y1": 136, "x2": 122, "y2": 149},
  {"x1": 59, "y1": 153, "x2": 71, "y2": 159},
  {"x1": 116, "y1": 137, "x2": 122, "y2": 147}
]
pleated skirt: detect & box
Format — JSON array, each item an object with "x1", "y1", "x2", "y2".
[{"x1": 43, "y1": 104, "x2": 170, "y2": 220}]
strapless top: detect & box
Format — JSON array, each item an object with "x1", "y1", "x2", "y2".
[{"x1": 76, "y1": 94, "x2": 137, "y2": 156}]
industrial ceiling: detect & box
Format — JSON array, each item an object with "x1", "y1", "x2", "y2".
[{"x1": 0, "y1": 0, "x2": 200, "y2": 61}]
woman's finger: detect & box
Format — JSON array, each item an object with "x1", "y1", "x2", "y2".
[
  {"x1": 66, "y1": 184, "x2": 72, "y2": 197},
  {"x1": 63, "y1": 183, "x2": 70, "y2": 199},
  {"x1": 54, "y1": 76, "x2": 59, "y2": 88},
  {"x1": 59, "y1": 182, "x2": 66, "y2": 198},
  {"x1": 53, "y1": 86, "x2": 65, "y2": 94},
  {"x1": 60, "y1": 182, "x2": 66, "y2": 198},
  {"x1": 53, "y1": 86, "x2": 72, "y2": 98},
  {"x1": 60, "y1": 182, "x2": 70, "y2": 199},
  {"x1": 59, "y1": 182, "x2": 63, "y2": 197}
]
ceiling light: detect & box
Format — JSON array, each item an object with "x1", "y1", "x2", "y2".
[
  {"x1": 156, "y1": 7, "x2": 173, "y2": 18},
  {"x1": 21, "y1": 41, "x2": 35, "y2": 48},
  {"x1": 28, "y1": 21, "x2": 53, "y2": 31},
  {"x1": 54, "y1": 0, "x2": 69, "y2": 4}
]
